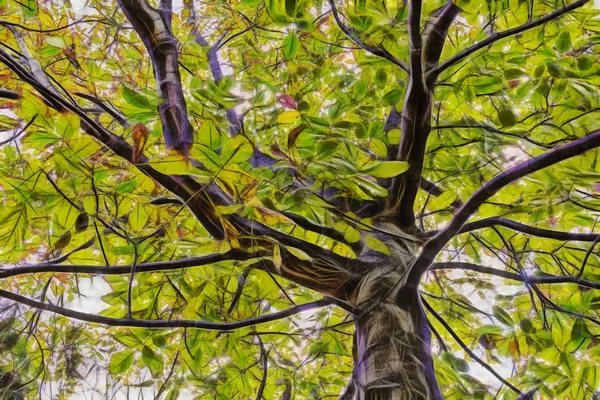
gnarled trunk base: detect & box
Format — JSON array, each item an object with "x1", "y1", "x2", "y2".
[
  {"x1": 343, "y1": 245, "x2": 440, "y2": 400},
  {"x1": 348, "y1": 295, "x2": 440, "y2": 400}
]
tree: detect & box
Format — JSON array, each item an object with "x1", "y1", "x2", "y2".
[{"x1": 0, "y1": 0, "x2": 599, "y2": 398}]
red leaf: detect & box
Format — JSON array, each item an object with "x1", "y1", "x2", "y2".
[{"x1": 277, "y1": 94, "x2": 297, "y2": 110}]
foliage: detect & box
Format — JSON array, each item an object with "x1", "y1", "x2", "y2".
[{"x1": 0, "y1": 0, "x2": 598, "y2": 399}]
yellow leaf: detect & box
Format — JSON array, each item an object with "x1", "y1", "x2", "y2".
[
  {"x1": 277, "y1": 111, "x2": 301, "y2": 124},
  {"x1": 345, "y1": 112, "x2": 362, "y2": 123},
  {"x1": 273, "y1": 244, "x2": 282, "y2": 272},
  {"x1": 285, "y1": 246, "x2": 312, "y2": 261}
]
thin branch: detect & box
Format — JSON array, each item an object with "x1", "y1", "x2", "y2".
[
  {"x1": 74, "y1": 92, "x2": 129, "y2": 128},
  {"x1": 327, "y1": 0, "x2": 408, "y2": 72},
  {"x1": 419, "y1": 178, "x2": 463, "y2": 209},
  {"x1": 0, "y1": 250, "x2": 258, "y2": 280},
  {"x1": 0, "y1": 18, "x2": 109, "y2": 33},
  {"x1": 408, "y1": 128, "x2": 600, "y2": 285},
  {"x1": 154, "y1": 351, "x2": 179, "y2": 400},
  {"x1": 425, "y1": 216, "x2": 600, "y2": 242},
  {"x1": 0, "y1": 114, "x2": 36, "y2": 146},
  {"x1": 431, "y1": 262, "x2": 600, "y2": 290},
  {"x1": 228, "y1": 268, "x2": 250, "y2": 316},
  {"x1": 433, "y1": 0, "x2": 591, "y2": 76},
  {"x1": 422, "y1": 298, "x2": 523, "y2": 396},
  {"x1": 278, "y1": 211, "x2": 356, "y2": 247},
  {"x1": 255, "y1": 335, "x2": 268, "y2": 400},
  {"x1": 0, "y1": 289, "x2": 333, "y2": 331},
  {"x1": 432, "y1": 124, "x2": 553, "y2": 149}
]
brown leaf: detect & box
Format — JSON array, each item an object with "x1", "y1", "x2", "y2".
[
  {"x1": 287, "y1": 124, "x2": 306, "y2": 150},
  {"x1": 132, "y1": 123, "x2": 149, "y2": 164}
]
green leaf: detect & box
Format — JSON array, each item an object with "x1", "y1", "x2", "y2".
[
  {"x1": 498, "y1": 108, "x2": 518, "y2": 127},
  {"x1": 282, "y1": 32, "x2": 299, "y2": 59},
  {"x1": 547, "y1": 62, "x2": 562, "y2": 78},
  {"x1": 284, "y1": 0, "x2": 296, "y2": 16},
  {"x1": 492, "y1": 305, "x2": 514, "y2": 327},
  {"x1": 130, "y1": 203, "x2": 148, "y2": 231},
  {"x1": 45, "y1": 36, "x2": 65, "y2": 48},
  {"x1": 381, "y1": 89, "x2": 403, "y2": 106},
  {"x1": 555, "y1": 32, "x2": 571, "y2": 54},
  {"x1": 114, "y1": 332, "x2": 143, "y2": 347},
  {"x1": 122, "y1": 86, "x2": 153, "y2": 109},
  {"x1": 109, "y1": 350, "x2": 135, "y2": 375},
  {"x1": 429, "y1": 191, "x2": 457, "y2": 209},
  {"x1": 74, "y1": 213, "x2": 89, "y2": 233},
  {"x1": 54, "y1": 230, "x2": 72, "y2": 251},
  {"x1": 519, "y1": 318, "x2": 533, "y2": 333},
  {"x1": 387, "y1": 129, "x2": 401, "y2": 145},
  {"x1": 365, "y1": 236, "x2": 391, "y2": 255},
  {"x1": 141, "y1": 345, "x2": 164, "y2": 378},
  {"x1": 362, "y1": 161, "x2": 409, "y2": 178},
  {"x1": 20, "y1": 0, "x2": 37, "y2": 16},
  {"x1": 577, "y1": 56, "x2": 594, "y2": 71},
  {"x1": 375, "y1": 68, "x2": 388, "y2": 88}
]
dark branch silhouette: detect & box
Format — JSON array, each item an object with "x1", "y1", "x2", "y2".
[
  {"x1": 409, "y1": 128, "x2": 600, "y2": 284},
  {"x1": 0, "y1": 289, "x2": 332, "y2": 331},
  {"x1": 327, "y1": 0, "x2": 409, "y2": 72},
  {"x1": 425, "y1": 216, "x2": 600, "y2": 242},
  {"x1": 431, "y1": 262, "x2": 600, "y2": 289},
  {"x1": 432, "y1": 0, "x2": 591, "y2": 76},
  {"x1": 422, "y1": 298, "x2": 523, "y2": 395}
]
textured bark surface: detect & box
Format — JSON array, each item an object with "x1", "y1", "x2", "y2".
[
  {"x1": 342, "y1": 242, "x2": 441, "y2": 400},
  {"x1": 352, "y1": 299, "x2": 440, "y2": 400}
]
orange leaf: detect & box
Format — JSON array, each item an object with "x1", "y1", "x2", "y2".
[{"x1": 132, "y1": 123, "x2": 149, "y2": 164}]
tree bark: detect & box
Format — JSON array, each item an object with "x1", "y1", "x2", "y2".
[
  {"x1": 343, "y1": 243, "x2": 441, "y2": 400},
  {"x1": 352, "y1": 296, "x2": 441, "y2": 400}
]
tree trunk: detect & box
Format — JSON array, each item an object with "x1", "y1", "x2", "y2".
[
  {"x1": 350, "y1": 297, "x2": 440, "y2": 400},
  {"x1": 343, "y1": 243, "x2": 441, "y2": 400}
]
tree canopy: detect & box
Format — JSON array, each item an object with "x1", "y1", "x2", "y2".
[{"x1": 0, "y1": 0, "x2": 600, "y2": 399}]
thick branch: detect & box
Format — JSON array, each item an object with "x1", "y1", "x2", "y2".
[
  {"x1": 431, "y1": 262, "x2": 600, "y2": 290},
  {"x1": 117, "y1": 0, "x2": 193, "y2": 152},
  {"x1": 0, "y1": 46, "x2": 229, "y2": 238},
  {"x1": 0, "y1": 87, "x2": 20, "y2": 100},
  {"x1": 191, "y1": 30, "x2": 242, "y2": 136},
  {"x1": 327, "y1": 0, "x2": 408, "y2": 72},
  {"x1": 158, "y1": 0, "x2": 173, "y2": 31},
  {"x1": 422, "y1": 1, "x2": 459, "y2": 75},
  {"x1": 407, "y1": 128, "x2": 600, "y2": 285},
  {"x1": 0, "y1": 289, "x2": 332, "y2": 331},
  {"x1": 433, "y1": 0, "x2": 590, "y2": 77},
  {"x1": 408, "y1": 0, "x2": 424, "y2": 77},
  {"x1": 7, "y1": 26, "x2": 66, "y2": 111},
  {"x1": 0, "y1": 29, "x2": 368, "y2": 298}
]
